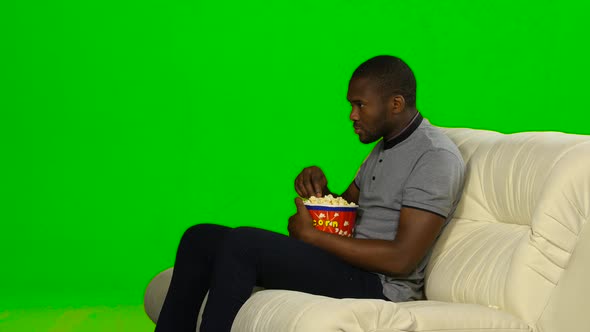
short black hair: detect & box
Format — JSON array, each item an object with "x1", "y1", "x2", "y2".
[{"x1": 351, "y1": 55, "x2": 417, "y2": 108}]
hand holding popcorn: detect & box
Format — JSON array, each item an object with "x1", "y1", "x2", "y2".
[
  {"x1": 288, "y1": 197, "x2": 316, "y2": 240},
  {"x1": 303, "y1": 195, "x2": 357, "y2": 237}
]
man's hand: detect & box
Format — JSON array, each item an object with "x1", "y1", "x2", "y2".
[
  {"x1": 295, "y1": 166, "x2": 329, "y2": 198},
  {"x1": 288, "y1": 197, "x2": 318, "y2": 240}
]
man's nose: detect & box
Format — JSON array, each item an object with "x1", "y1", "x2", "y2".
[{"x1": 350, "y1": 108, "x2": 359, "y2": 121}]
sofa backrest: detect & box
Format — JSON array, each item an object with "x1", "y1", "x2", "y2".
[{"x1": 425, "y1": 127, "x2": 590, "y2": 331}]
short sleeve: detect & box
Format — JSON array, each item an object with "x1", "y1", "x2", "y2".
[{"x1": 402, "y1": 149, "x2": 465, "y2": 219}]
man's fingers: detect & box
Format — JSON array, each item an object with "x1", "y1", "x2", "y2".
[
  {"x1": 311, "y1": 173, "x2": 326, "y2": 197},
  {"x1": 313, "y1": 183, "x2": 322, "y2": 197},
  {"x1": 296, "y1": 177, "x2": 310, "y2": 198},
  {"x1": 303, "y1": 179, "x2": 315, "y2": 199},
  {"x1": 294, "y1": 197, "x2": 306, "y2": 210},
  {"x1": 295, "y1": 167, "x2": 327, "y2": 199},
  {"x1": 295, "y1": 179, "x2": 304, "y2": 197}
]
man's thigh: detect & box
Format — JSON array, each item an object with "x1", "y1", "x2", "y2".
[{"x1": 223, "y1": 226, "x2": 385, "y2": 300}]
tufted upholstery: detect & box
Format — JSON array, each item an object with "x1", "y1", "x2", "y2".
[
  {"x1": 144, "y1": 127, "x2": 590, "y2": 332},
  {"x1": 426, "y1": 128, "x2": 590, "y2": 331}
]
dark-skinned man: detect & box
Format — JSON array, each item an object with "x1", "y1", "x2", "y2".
[
  {"x1": 291, "y1": 55, "x2": 465, "y2": 301},
  {"x1": 155, "y1": 55, "x2": 465, "y2": 332}
]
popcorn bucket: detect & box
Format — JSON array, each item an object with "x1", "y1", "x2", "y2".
[{"x1": 304, "y1": 204, "x2": 357, "y2": 237}]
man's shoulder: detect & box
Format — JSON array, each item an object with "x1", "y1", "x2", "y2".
[{"x1": 413, "y1": 119, "x2": 463, "y2": 161}]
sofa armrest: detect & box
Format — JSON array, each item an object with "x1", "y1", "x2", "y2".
[
  {"x1": 145, "y1": 268, "x2": 174, "y2": 324},
  {"x1": 145, "y1": 267, "x2": 264, "y2": 330}
]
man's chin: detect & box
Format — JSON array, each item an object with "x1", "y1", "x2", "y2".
[{"x1": 358, "y1": 135, "x2": 379, "y2": 144}]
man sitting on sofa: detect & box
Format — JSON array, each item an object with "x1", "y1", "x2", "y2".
[{"x1": 154, "y1": 55, "x2": 465, "y2": 332}]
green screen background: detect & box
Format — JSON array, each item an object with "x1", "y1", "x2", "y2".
[{"x1": 1, "y1": 0, "x2": 588, "y2": 316}]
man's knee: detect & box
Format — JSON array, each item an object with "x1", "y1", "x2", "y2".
[
  {"x1": 179, "y1": 223, "x2": 230, "y2": 249},
  {"x1": 227, "y1": 226, "x2": 269, "y2": 242},
  {"x1": 218, "y1": 226, "x2": 270, "y2": 254}
]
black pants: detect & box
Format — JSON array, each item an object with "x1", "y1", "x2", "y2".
[{"x1": 154, "y1": 224, "x2": 387, "y2": 332}]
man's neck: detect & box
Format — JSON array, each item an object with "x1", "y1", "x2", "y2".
[
  {"x1": 383, "y1": 110, "x2": 422, "y2": 150},
  {"x1": 384, "y1": 109, "x2": 419, "y2": 143}
]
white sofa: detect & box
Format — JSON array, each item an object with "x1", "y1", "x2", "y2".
[{"x1": 145, "y1": 127, "x2": 590, "y2": 332}]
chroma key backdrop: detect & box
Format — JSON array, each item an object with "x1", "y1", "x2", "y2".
[{"x1": 1, "y1": 0, "x2": 588, "y2": 330}]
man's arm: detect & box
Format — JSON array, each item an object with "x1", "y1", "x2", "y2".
[
  {"x1": 339, "y1": 181, "x2": 360, "y2": 205},
  {"x1": 288, "y1": 199, "x2": 445, "y2": 276}
]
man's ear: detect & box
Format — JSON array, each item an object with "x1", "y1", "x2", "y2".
[{"x1": 389, "y1": 95, "x2": 406, "y2": 114}]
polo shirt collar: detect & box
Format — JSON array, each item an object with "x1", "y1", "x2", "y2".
[{"x1": 383, "y1": 111, "x2": 423, "y2": 150}]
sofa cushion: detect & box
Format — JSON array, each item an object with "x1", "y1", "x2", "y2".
[
  {"x1": 428, "y1": 128, "x2": 590, "y2": 327},
  {"x1": 232, "y1": 289, "x2": 531, "y2": 332}
]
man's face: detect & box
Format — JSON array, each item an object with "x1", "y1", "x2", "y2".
[{"x1": 347, "y1": 77, "x2": 390, "y2": 144}]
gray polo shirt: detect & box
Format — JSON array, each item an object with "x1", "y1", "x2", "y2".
[{"x1": 354, "y1": 113, "x2": 465, "y2": 301}]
